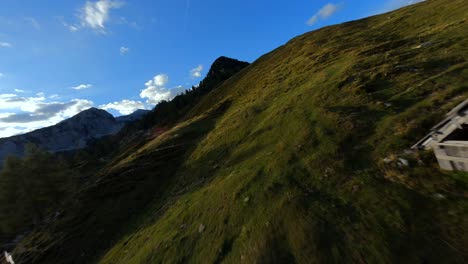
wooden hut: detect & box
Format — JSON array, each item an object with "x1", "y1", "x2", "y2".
[{"x1": 413, "y1": 99, "x2": 468, "y2": 172}]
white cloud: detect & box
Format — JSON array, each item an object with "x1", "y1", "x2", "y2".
[
  {"x1": 14, "y1": 89, "x2": 25, "y2": 93},
  {"x1": 0, "y1": 93, "x2": 94, "y2": 137},
  {"x1": 57, "y1": 16, "x2": 80, "y2": 32},
  {"x1": 79, "y1": 0, "x2": 124, "y2": 32},
  {"x1": 120, "y1": 46, "x2": 129, "y2": 55},
  {"x1": 0, "y1": 42, "x2": 12, "y2": 48},
  {"x1": 190, "y1": 65, "x2": 203, "y2": 78},
  {"x1": 0, "y1": 93, "x2": 46, "y2": 112},
  {"x1": 0, "y1": 71, "x2": 190, "y2": 137},
  {"x1": 153, "y1": 74, "x2": 169, "y2": 87},
  {"x1": 100, "y1": 99, "x2": 146, "y2": 115},
  {"x1": 139, "y1": 74, "x2": 186, "y2": 105},
  {"x1": 69, "y1": 25, "x2": 80, "y2": 32},
  {"x1": 306, "y1": 3, "x2": 340, "y2": 26},
  {"x1": 72, "y1": 84, "x2": 92, "y2": 90},
  {"x1": 0, "y1": 94, "x2": 17, "y2": 99}
]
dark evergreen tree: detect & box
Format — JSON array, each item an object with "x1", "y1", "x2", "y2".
[{"x1": 0, "y1": 144, "x2": 77, "y2": 244}]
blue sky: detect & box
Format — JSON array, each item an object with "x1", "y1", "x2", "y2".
[{"x1": 0, "y1": 0, "x2": 424, "y2": 137}]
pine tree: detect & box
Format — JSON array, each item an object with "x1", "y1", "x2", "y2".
[{"x1": 0, "y1": 144, "x2": 77, "y2": 243}]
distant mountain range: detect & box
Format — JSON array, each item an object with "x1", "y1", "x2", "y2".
[{"x1": 0, "y1": 108, "x2": 149, "y2": 165}]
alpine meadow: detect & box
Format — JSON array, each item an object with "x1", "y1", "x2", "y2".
[{"x1": 0, "y1": 0, "x2": 467, "y2": 263}]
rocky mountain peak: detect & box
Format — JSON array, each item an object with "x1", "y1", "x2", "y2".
[
  {"x1": 63, "y1": 107, "x2": 114, "y2": 123},
  {"x1": 206, "y1": 56, "x2": 250, "y2": 80}
]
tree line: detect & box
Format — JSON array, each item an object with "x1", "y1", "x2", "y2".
[{"x1": 0, "y1": 144, "x2": 78, "y2": 246}]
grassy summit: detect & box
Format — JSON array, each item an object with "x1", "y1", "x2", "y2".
[{"x1": 12, "y1": 0, "x2": 468, "y2": 263}]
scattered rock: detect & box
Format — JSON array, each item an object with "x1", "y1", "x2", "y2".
[
  {"x1": 403, "y1": 149, "x2": 415, "y2": 155},
  {"x1": 198, "y1": 224, "x2": 206, "y2": 233},
  {"x1": 383, "y1": 157, "x2": 393, "y2": 164},
  {"x1": 413, "y1": 41, "x2": 433, "y2": 49},
  {"x1": 324, "y1": 167, "x2": 334, "y2": 177},
  {"x1": 352, "y1": 144, "x2": 366, "y2": 150},
  {"x1": 384, "y1": 102, "x2": 393, "y2": 107},
  {"x1": 433, "y1": 193, "x2": 446, "y2": 200},
  {"x1": 398, "y1": 158, "x2": 409, "y2": 167},
  {"x1": 243, "y1": 197, "x2": 250, "y2": 203},
  {"x1": 394, "y1": 65, "x2": 421, "y2": 73},
  {"x1": 4, "y1": 251, "x2": 15, "y2": 264},
  {"x1": 180, "y1": 223, "x2": 187, "y2": 230},
  {"x1": 352, "y1": 185, "x2": 360, "y2": 193}
]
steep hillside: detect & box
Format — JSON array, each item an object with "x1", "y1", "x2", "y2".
[{"x1": 9, "y1": 0, "x2": 468, "y2": 263}]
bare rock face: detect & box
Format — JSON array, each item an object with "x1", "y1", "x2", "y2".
[
  {"x1": 0, "y1": 108, "x2": 149, "y2": 165},
  {"x1": 115, "y1": 109, "x2": 150, "y2": 123}
]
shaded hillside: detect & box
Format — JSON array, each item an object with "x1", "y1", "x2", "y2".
[{"x1": 9, "y1": 0, "x2": 468, "y2": 263}]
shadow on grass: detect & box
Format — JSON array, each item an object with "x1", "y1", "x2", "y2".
[{"x1": 14, "y1": 101, "x2": 233, "y2": 264}]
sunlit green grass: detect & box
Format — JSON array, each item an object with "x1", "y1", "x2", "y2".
[
  {"x1": 99, "y1": 1, "x2": 468, "y2": 263},
  {"x1": 14, "y1": 0, "x2": 468, "y2": 263}
]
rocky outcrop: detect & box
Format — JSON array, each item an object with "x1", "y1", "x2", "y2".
[{"x1": 115, "y1": 109, "x2": 150, "y2": 123}]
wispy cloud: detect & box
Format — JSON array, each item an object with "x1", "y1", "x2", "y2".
[
  {"x1": 57, "y1": 16, "x2": 79, "y2": 32},
  {"x1": 140, "y1": 74, "x2": 186, "y2": 105},
  {"x1": 72, "y1": 84, "x2": 92, "y2": 90},
  {"x1": 14, "y1": 89, "x2": 25, "y2": 93},
  {"x1": 0, "y1": 73, "x2": 3, "y2": 78},
  {"x1": 120, "y1": 46, "x2": 129, "y2": 55},
  {"x1": 190, "y1": 65, "x2": 203, "y2": 78},
  {"x1": 24, "y1": 17, "x2": 40, "y2": 29},
  {"x1": 306, "y1": 3, "x2": 340, "y2": 26},
  {"x1": 79, "y1": 0, "x2": 124, "y2": 33},
  {"x1": 0, "y1": 42, "x2": 12, "y2": 48},
  {"x1": 69, "y1": 25, "x2": 80, "y2": 32},
  {"x1": 100, "y1": 99, "x2": 146, "y2": 115},
  {"x1": 117, "y1": 17, "x2": 141, "y2": 30}
]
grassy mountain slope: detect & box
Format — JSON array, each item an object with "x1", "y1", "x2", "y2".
[{"x1": 12, "y1": 0, "x2": 468, "y2": 263}]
